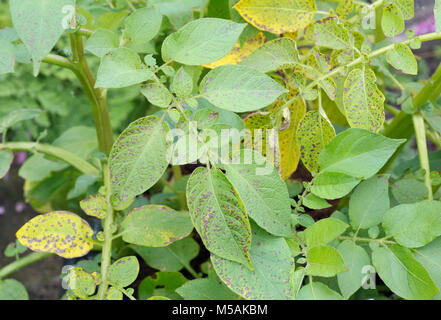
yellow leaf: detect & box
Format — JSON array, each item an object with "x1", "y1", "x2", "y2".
[
  {"x1": 296, "y1": 110, "x2": 335, "y2": 173},
  {"x1": 203, "y1": 32, "x2": 266, "y2": 69},
  {"x1": 279, "y1": 98, "x2": 306, "y2": 180},
  {"x1": 233, "y1": 0, "x2": 317, "y2": 34},
  {"x1": 16, "y1": 211, "x2": 94, "y2": 258}
]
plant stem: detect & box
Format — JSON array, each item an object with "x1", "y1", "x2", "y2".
[
  {"x1": 0, "y1": 252, "x2": 52, "y2": 280},
  {"x1": 337, "y1": 236, "x2": 395, "y2": 245},
  {"x1": 69, "y1": 33, "x2": 114, "y2": 155},
  {"x1": 412, "y1": 113, "x2": 433, "y2": 200},
  {"x1": 0, "y1": 142, "x2": 99, "y2": 176},
  {"x1": 42, "y1": 54, "x2": 77, "y2": 70},
  {"x1": 97, "y1": 163, "x2": 114, "y2": 300}
]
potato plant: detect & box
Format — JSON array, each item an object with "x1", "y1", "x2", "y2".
[{"x1": 0, "y1": 0, "x2": 441, "y2": 300}]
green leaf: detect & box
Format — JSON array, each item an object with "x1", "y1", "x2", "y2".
[
  {"x1": 67, "y1": 267, "x2": 97, "y2": 299},
  {"x1": 176, "y1": 279, "x2": 238, "y2": 300},
  {"x1": 343, "y1": 67, "x2": 385, "y2": 132},
  {"x1": 306, "y1": 245, "x2": 347, "y2": 277},
  {"x1": 0, "y1": 279, "x2": 29, "y2": 300},
  {"x1": 304, "y1": 218, "x2": 348, "y2": 248},
  {"x1": 302, "y1": 193, "x2": 331, "y2": 210},
  {"x1": 211, "y1": 222, "x2": 294, "y2": 300},
  {"x1": 95, "y1": 48, "x2": 154, "y2": 89},
  {"x1": 0, "y1": 109, "x2": 43, "y2": 133},
  {"x1": 186, "y1": 167, "x2": 252, "y2": 267},
  {"x1": 200, "y1": 65, "x2": 287, "y2": 112},
  {"x1": 372, "y1": 245, "x2": 438, "y2": 300},
  {"x1": 9, "y1": 0, "x2": 74, "y2": 75},
  {"x1": 80, "y1": 193, "x2": 107, "y2": 219},
  {"x1": 162, "y1": 18, "x2": 246, "y2": 65},
  {"x1": 171, "y1": 67, "x2": 194, "y2": 98},
  {"x1": 296, "y1": 110, "x2": 336, "y2": 173},
  {"x1": 16, "y1": 211, "x2": 94, "y2": 258},
  {"x1": 123, "y1": 7, "x2": 163, "y2": 45},
  {"x1": 233, "y1": 0, "x2": 317, "y2": 34},
  {"x1": 52, "y1": 126, "x2": 98, "y2": 160},
  {"x1": 106, "y1": 287, "x2": 123, "y2": 300},
  {"x1": 314, "y1": 17, "x2": 350, "y2": 50},
  {"x1": 138, "y1": 271, "x2": 187, "y2": 300},
  {"x1": 0, "y1": 150, "x2": 13, "y2": 179},
  {"x1": 121, "y1": 205, "x2": 193, "y2": 247},
  {"x1": 381, "y1": 3, "x2": 405, "y2": 37},
  {"x1": 132, "y1": 237, "x2": 199, "y2": 272},
  {"x1": 386, "y1": 44, "x2": 417, "y2": 75},
  {"x1": 413, "y1": 237, "x2": 441, "y2": 300},
  {"x1": 85, "y1": 29, "x2": 119, "y2": 58},
  {"x1": 382, "y1": 200, "x2": 441, "y2": 248},
  {"x1": 240, "y1": 38, "x2": 299, "y2": 73},
  {"x1": 222, "y1": 150, "x2": 292, "y2": 237},
  {"x1": 391, "y1": 178, "x2": 428, "y2": 204},
  {"x1": 67, "y1": 174, "x2": 98, "y2": 200},
  {"x1": 337, "y1": 240, "x2": 371, "y2": 299},
  {"x1": 141, "y1": 82, "x2": 173, "y2": 108},
  {"x1": 108, "y1": 256, "x2": 140, "y2": 288},
  {"x1": 317, "y1": 128, "x2": 405, "y2": 179},
  {"x1": 297, "y1": 281, "x2": 343, "y2": 300},
  {"x1": 109, "y1": 116, "x2": 171, "y2": 208},
  {"x1": 386, "y1": 0, "x2": 414, "y2": 20},
  {"x1": 435, "y1": 0, "x2": 441, "y2": 33},
  {"x1": 0, "y1": 36, "x2": 16, "y2": 74},
  {"x1": 311, "y1": 171, "x2": 361, "y2": 200},
  {"x1": 349, "y1": 175, "x2": 390, "y2": 229}
]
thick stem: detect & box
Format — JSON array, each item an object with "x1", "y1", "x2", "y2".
[
  {"x1": 0, "y1": 252, "x2": 52, "y2": 279},
  {"x1": 97, "y1": 163, "x2": 114, "y2": 300},
  {"x1": 0, "y1": 142, "x2": 99, "y2": 176},
  {"x1": 70, "y1": 33, "x2": 114, "y2": 155},
  {"x1": 413, "y1": 114, "x2": 433, "y2": 200}
]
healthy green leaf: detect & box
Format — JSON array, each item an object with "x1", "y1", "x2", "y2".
[
  {"x1": 0, "y1": 150, "x2": 13, "y2": 179},
  {"x1": 391, "y1": 179, "x2": 428, "y2": 204},
  {"x1": 304, "y1": 218, "x2": 349, "y2": 248},
  {"x1": 162, "y1": 18, "x2": 246, "y2": 65},
  {"x1": 123, "y1": 7, "x2": 163, "y2": 45},
  {"x1": 386, "y1": 44, "x2": 417, "y2": 75},
  {"x1": 297, "y1": 281, "x2": 343, "y2": 300},
  {"x1": 0, "y1": 37, "x2": 16, "y2": 74},
  {"x1": 302, "y1": 193, "x2": 331, "y2": 210},
  {"x1": 200, "y1": 65, "x2": 287, "y2": 112},
  {"x1": 96, "y1": 48, "x2": 154, "y2": 88},
  {"x1": 0, "y1": 279, "x2": 29, "y2": 300},
  {"x1": 311, "y1": 171, "x2": 361, "y2": 200},
  {"x1": 186, "y1": 167, "x2": 252, "y2": 267},
  {"x1": 0, "y1": 109, "x2": 43, "y2": 133},
  {"x1": 413, "y1": 237, "x2": 441, "y2": 300},
  {"x1": 306, "y1": 245, "x2": 347, "y2": 277},
  {"x1": 138, "y1": 271, "x2": 187, "y2": 300},
  {"x1": 121, "y1": 205, "x2": 193, "y2": 247},
  {"x1": 176, "y1": 279, "x2": 238, "y2": 300},
  {"x1": 435, "y1": 0, "x2": 441, "y2": 33}
]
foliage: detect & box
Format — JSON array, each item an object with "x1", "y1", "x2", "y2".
[{"x1": 0, "y1": 0, "x2": 441, "y2": 301}]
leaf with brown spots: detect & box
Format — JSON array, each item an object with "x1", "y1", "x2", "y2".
[
  {"x1": 121, "y1": 205, "x2": 193, "y2": 247},
  {"x1": 186, "y1": 167, "x2": 253, "y2": 269},
  {"x1": 80, "y1": 193, "x2": 107, "y2": 219},
  {"x1": 233, "y1": 0, "x2": 317, "y2": 34},
  {"x1": 16, "y1": 211, "x2": 94, "y2": 258}
]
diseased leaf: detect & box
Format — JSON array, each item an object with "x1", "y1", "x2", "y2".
[
  {"x1": 96, "y1": 48, "x2": 154, "y2": 89},
  {"x1": 222, "y1": 150, "x2": 292, "y2": 237},
  {"x1": 186, "y1": 167, "x2": 252, "y2": 267},
  {"x1": 349, "y1": 175, "x2": 390, "y2": 229},
  {"x1": 314, "y1": 17, "x2": 350, "y2": 50},
  {"x1": 171, "y1": 67, "x2": 194, "y2": 98},
  {"x1": 80, "y1": 193, "x2": 107, "y2": 219},
  {"x1": 306, "y1": 245, "x2": 347, "y2": 277},
  {"x1": 121, "y1": 205, "x2": 193, "y2": 247},
  {"x1": 176, "y1": 279, "x2": 238, "y2": 300},
  {"x1": 372, "y1": 245, "x2": 438, "y2": 300},
  {"x1": 9, "y1": 0, "x2": 74, "y2": 75},
  {"x1": 67, "y1": 267, "x2": 97, "y2": 299},
  {"x1": 391, "y1": 178, "x2": 428, "y2": 204},
  {"x1": 386, "y1": 44, "x2": 417, "y2": 75},
  {"x1": 382, "y1": 200, "x2": 441, "y2": 248},
  {"x1": 16, "y1": 211, "x2": 94, "y2": 258},
  {"x1": 123, "y1": 7, "x2": 163, "y2": 45},
  {"x1": 108, "y1": 256, "x2": 140, "y2": 287},
  {"x1": 141, "y1": 82, "x2": 173, "y2": 108},
  {"x1": 343, "y1": 67, "x2": 385, "y2": 132},
  {"x1": 200, "y1": 65, "x2": 287, "y2": 112},
  {"x1": 336, "y1": 0, "x2": 354, "y2": 18},
  {"x1": 162, "y1": 18, "x2": 246, "y2": 65},
  {"x1": 233, "y1": 0, "x2": 317, "y2": 34},
  {"x1": 85, "y1": 29, "x2": 119, "y2": 58},
  {"x1": 386, "y1": 0, "x2": 414, "y2": 20},
  {"x1": 109, "y1": 116, "x2": 171, "y2": 208},
  {"x1": 212, "y1": 222, "x2": 294, "y2": 300},
  {"x1": 382, "y1": 3, "x2": 405, "y2": 37},
  {"x1": 240, "y1": 38, "x2": 299, "y2": 73},
  {"x1": 0, "y1": 36, "x2": 16, "y2": 74},
  {"x1": 204, "y1": 32, "x2": 266, "y2": 69},
  {"x1": 296, "y1": 110, "x2": 335, "y2": 173}
]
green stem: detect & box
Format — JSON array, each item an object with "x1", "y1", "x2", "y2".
[
  {"x1": 413, "y1": 113, "x2": 433, "y2": 200},
  {"x1": 0, "y1": 142, "x2": 99, "y2": 176},
  {"x1": 0, "y1": 252, "x2": 52, "y2": 280},
  {"x1": 337, "y1": 236, "x2": 395, "y2": 245},
  {"x1": 97, "y1": 163, "x2": 114, "y2": 299},
  {"x1": 42, "y1": 54, "x2": 76, "y2": 70}
]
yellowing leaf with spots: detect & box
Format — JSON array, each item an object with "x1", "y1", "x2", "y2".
[
  {"x1": 233, "y1": 0, "x2": 317, "y2": 34},
  {"x1": 296, "y1": 110, "x2": 335, "y2": 173},
  {"x1": 16, "y1": 211, "x2": 94, "y2": 258},
  {"x1": 203, "y1": 32, "x2": 266, "y2": 69},
  {"x1": 279, "y1": 98, "x2": 306, "y2": 180},
  {"x1": 80, "y1": 193, "x2": 107, "y2": 219},
  {"x1": 343, "y1": 67, "x2": 385, "y2": 132}
]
